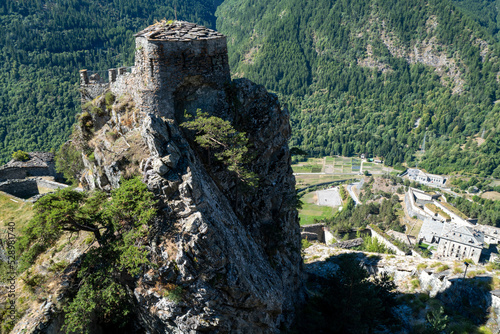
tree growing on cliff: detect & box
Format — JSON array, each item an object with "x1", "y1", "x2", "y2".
[
  {"x1": 181, "y1": 109, "x2": 258, "y2": 188},
  {"x1": 17, "y1": 177, "x2": 156, "y2": 332}
]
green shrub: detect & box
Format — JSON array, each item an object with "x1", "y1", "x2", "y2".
[
  {"x1": 22, "y1": 273, "x2": 45, "y2": 291},
  {"x1": 417, "y1": 263, "x2": 427, "y2": 271},
  {"x1": 436, "y1": 264, "x2": 450, "y2": 273},
  {"x1": 11, "y1": 150, "x2": 29, "y2": 161},
  {"x1": 105, "y1": 91, "x2": 115, "y2": 110},
  {"x1": 78, "y1": 111, "x2": 93, "y2": 129},
  {"x1": 163, "y1": 284, "x2": 183, "y2": 303},
  {"x1": 48, "y1": 260, "x2": 69, "y2": 273},
  {"x1": 55, "y1": 142, "x2": 85, "y2": 185},
  {"x1": 302, "y1": 239, "x2": 312, "y2": 249}
]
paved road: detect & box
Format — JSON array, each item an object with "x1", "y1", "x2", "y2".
[{"x1": 347, "y1": 182, "x2": 362, "y2": 206}]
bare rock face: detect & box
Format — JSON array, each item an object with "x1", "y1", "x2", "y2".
[
  {"x1": 137, "y1": 79, "x2": 302, "y2": 333},
  {"x1": 74, "y1": 74, "x2": 303, "y2": 332},
  {"x1": 37, "y1": 21, "x2": 305, "y2": 333}
]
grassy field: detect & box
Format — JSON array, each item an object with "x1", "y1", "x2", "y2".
[
  {"x1": 299, "y1": 191, "x2": 336, "y2": 225},
  {"x1": 482, "y1": 191, "x2": 500, "y2": 201},
  {"x1": 0, "y1": 192, "x2": 34, "y2": 235}
]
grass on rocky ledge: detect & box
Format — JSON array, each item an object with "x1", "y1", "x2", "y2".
[{"x1": 0, "y1": 192, "x2": 34, "y2": 234}]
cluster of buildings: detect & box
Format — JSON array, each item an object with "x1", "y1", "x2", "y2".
[
  {"x1": 407, "y1": 187, "x2": 499, "y2": 263},
  {"x1": 407, "y1": 168, "x2": 446, "y2": 187}
]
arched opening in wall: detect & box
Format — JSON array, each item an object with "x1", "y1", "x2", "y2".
[{"x1": 173, "y1": 76, "x2": 226, "y2": 124}]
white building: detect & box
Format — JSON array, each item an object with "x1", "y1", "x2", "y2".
[
  {"x1": 435, "y1": 225, "x2": 483, "y2": 263},
  {"x1": 407, "y1": 169, "x2": 446, "y2": 187}
]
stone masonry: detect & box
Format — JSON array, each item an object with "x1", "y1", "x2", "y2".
[{"x1": 80, "y1": 20, "x2": 231, "y2": 121}]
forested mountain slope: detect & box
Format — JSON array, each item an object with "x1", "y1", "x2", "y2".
[
  {"x1": 217, "y1": 0, "x2": 500, "y2": 177},
  {"x1": 452, "y1": 0, "x2": 500, "y2": 37},
  {"x1": 0, "y1": 0, "x2": 221, "y2": 163}
]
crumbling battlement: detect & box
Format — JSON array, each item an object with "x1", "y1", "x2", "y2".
[
  {"x1": 0, "y1": 152, "x2": 61, "y2": 182},
  {"x1": 80, "y1": 20, "x2": 231, "y2": 120},
  {"x1": 0, "y1": 178, "x2": 71, "y2": 201}
]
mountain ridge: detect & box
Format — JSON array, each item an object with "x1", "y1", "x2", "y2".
[{"x1": 217, "y1": 0, "x2": 500, "y2": 177}]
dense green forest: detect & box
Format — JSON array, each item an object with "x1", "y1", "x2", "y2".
[
  {"x1": 1, "y1": 0, "x2": 500, "y2": 178},
  {"x1": 0, "y1": 0, "x2": 220, "y2": 163},
  {"x1": 452, "y1": 0, "x2": 500, "y2": 37},
  {"x1": 217, "y1": 0, "x2": 500, "y2": 177}
]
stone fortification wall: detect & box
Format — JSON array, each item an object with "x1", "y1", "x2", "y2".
[
  {"x1": 0, "y1": 179, "x2": 70, "y2": 200},
  {"x1": 434, "y1": 201, "x2": 471, "y2": 226},
  {"x1": 36, "y1": 179, "x2": 70, "y2": 191},
  {"x1": 405, "y1": 190, "x2": 430, "y2": 221},
  {"x1": 368, "y1": 226, "x2": 407, "y2": 256},
  {"x1": 81, "y1": 35, "x2": 230, "y2": 121},
  {"x1": 0, "y1": 179, "x2": 39, "y2": 199},
  {"x1": 301, "y1": 224, "x2": 326, "y2": 243}
]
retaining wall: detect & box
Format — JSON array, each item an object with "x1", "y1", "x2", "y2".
[
  {"x1": 300, "y1": 224, "x2": 326, "y2": 243},
  {"x1": 0, "y1": 179, "x2": 39, "y2": 199},
  {"x1": 0, "y1": 179, "x2": 71, "y2": 200},
  {"x1": 368, "y1": 226, "x2": 407, "y2": 256},
  {"x1": 405, "y1": 191, "x2": 430, "y2": 221}
]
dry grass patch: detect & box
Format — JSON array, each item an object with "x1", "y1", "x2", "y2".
[{"x1": 482, "y1": 191, "x2": 500, "y2": 201}]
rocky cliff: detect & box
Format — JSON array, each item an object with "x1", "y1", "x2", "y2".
[{"x1": 12, "y1": 21, "x2": 303, "y2": 333}]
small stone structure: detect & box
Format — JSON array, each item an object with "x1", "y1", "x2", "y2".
[
  {"x1": 0, "y1": 152, "x2": 74, "y2": 201},
  {"x1": 300, "y1": 224, "x2": 334, "y2": 244},
  {"x1": 0, "y1": 152, "x2": 61, "y2": 182},
  {"x1": 0, "y1": 178, "x2": 72, "y2": 201},
  {"x1": 80, "y1": 20, "x2": 230, "y2": 120}
]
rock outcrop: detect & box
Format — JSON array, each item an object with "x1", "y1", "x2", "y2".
[{"x1": 17, "y1": 20, "x2": 303, "y2": 333}]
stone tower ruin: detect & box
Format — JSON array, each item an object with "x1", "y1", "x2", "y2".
[{"x1": 80, "y1": 20, "x2": 231, "y2": 119}]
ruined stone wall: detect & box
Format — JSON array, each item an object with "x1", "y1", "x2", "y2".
[
  {"x1": 300, "y1": 224, "x2": 326, "y2": 243},
  {"x1": 83, "y1": 36, "x2": 231, "y2": 120},
  {"x1": 0, "y1": 179, "x2": 39, "y2": 199},
  {"x1": 0, "y1": 167, "x2": 52, "y2": 181},
  {"x1": 368, "y1": 226, "x2": 407, "y2": 256},
  {"x1": 80, "y1": 82, "x2": 109, "y2": 104},
  {"x1": 109, "y1": 36, "x2": 230, "y2": 118}
]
